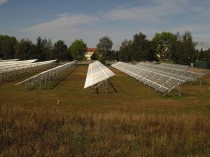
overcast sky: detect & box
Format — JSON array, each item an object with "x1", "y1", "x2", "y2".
[{"x1": 0, "y1": 0, "x2": 210, "y2": 50}]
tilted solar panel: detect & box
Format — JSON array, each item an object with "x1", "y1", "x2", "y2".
[
  {"x1": 111, "y1": 62, "x2": 186, "y2": 96},
  {"x1": 84, "y1": 61, "x2": 115, "y2": 89}
]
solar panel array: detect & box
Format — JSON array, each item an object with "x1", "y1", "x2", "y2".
[
  {"x1": 0, "y1": 59, "x2": 56, "y2": 83},
  {"x1": 16, "y1": 61, "x2": 77, "y2": 90},
  {"x1": 160, "y1": 63, "x2": 189, "y2": 70},
  {"x1": 113, "y1": 62, "x2": 206, "y2": 95},
  {"x1": 112, "y1": 62, "x2": 187, "y2": 95},
  {"x1": 84, "y1": 61, "x2": 115, "y2": 89},
  {"x1": 137, "y1": 62, "x2": 205, "y2": 83}
]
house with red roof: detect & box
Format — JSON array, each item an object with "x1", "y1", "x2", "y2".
[{"x1": 85, "y1": 48, "x2": 97, "y2": 60}]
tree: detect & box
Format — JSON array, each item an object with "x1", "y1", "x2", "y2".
[
  {"x1": 119, "y1": 39, "x2": 133, "y2": 62},
  {"x1": 15, "y1": 39, "x2": 35, "y2": 60},
  {"x1": 97, "y1": 36, "x2": 113, "y2": 63},
  {"x1": 0, "y1": 35, "x2": 17, "y2": 59},
  {"x1": 91, "y1": 52, "x2": 99, "y2": 60},
  {"x1": 174, "y1": 31, "x2": 197, "y2": 64},
  {"x1": 33, "y1": 37, "x2": 53, "y2": 60},
  {"x1": 132, "y1": 32, "x2": 155, "y2": 61},
  {"x1": 53, "y1": 40, "x2": 69, "y2": 61},
  {"x1": 152, "y1": 32, "x2": 177, "y2": 60},
  {"x1": 70, "y1": 39, "x2": 87, "y2": 60}
]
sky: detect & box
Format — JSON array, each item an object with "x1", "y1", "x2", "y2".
[{"x1": 0, "y1": 0, "x2": 210, "y2": 50}]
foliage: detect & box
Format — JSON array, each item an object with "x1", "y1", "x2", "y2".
[
  {"x1": 173, "y1": 32, "x2": 197, "y2": 64},
  {"x1": 152, "y1": 32, "x2": 177, "y2": 60},
  {"x1": 119, "y1": 39, "x2": 133, "y2": 62},
  {"x1": 97, "y1": 36, "x2": 113, "y2": 63},
  {"x1": 0, "y1": 31, "x2": 209, "y2": 64},
  {"x1": 35, "y1": 37, "x2": 53, "y2": 61},
  {"x1": 90, "y1": 52, "x2": 99, "y2": 60},
  {"x1": 70, "y1": 39, "x2": 87, "y2": 61},
  {"x1": 118, "y1": 33, "x2": 157, "y2": 62},
  {"x1": 0, "y1": 35, "x2": 17, "y2": 59},
  {"x1": 52, "y1": 40, "x2": 71, "y2": 61},
  {"x1": 15, "y1": 39, "x2": 36, "y2": 60}
]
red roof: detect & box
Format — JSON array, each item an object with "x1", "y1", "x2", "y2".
[{"x1": 86, "y1": 48, "x2": 97, "y2": 52}]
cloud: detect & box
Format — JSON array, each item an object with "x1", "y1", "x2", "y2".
[
  {"x1": 102, "y1": 0, "x2": 183, "y2": 22},
  {"x1": 21, "y1": 14, "x2": 98, "y2": 33},
  {"x1": 197, "y1": 41, "x2": 210, "y2": 50},
  {"x1": 20, "y1": 14, "x2": 99, "y2": 46},
  {"x1": 0, "y1": 0, "x2": 8, "y2": 6}
]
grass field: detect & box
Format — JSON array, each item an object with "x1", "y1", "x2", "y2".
[{"x1": 0, "y1": 65, "x2": 210, "y2": 156}]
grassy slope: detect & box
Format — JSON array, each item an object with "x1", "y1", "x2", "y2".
[{"x1": 0, "y1": 65, "x2": 210, "y2": 156}]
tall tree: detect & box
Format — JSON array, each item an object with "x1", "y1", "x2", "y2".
[
  {"x1": 70, "y1": 39, "x2": 87, "y2": 60},
  {"x1": 34, "y1": 37, "x2": 53, "y2": 60},
  {"x1": 152, "y1": 32, "x2": 177, "y2": 60},
  {"x1": 173, "y1": 31, "x2": 197, "y2": 64},
  {"x1": 132, "y1": 32, "x2": 154, "y2": 61},
  {"x1": 53, "y1": 40, "x2": 70, "y2": 61},
  {"x1": 0, "y1": 35, "x2": 17, "y2": 59},
  {"x1": 15, "y1": 39, "x2": 35, "y2": 60},
  {"x1": 97, "y1": 36, "x2": 113, "y2": 63},
  {"x1": 119, "y1": 39, "x2": 133, "y2": 62}
]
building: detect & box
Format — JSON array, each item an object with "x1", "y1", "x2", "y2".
[{"x1": 85, "y1": 48, "x2": 97, "y2": 60}]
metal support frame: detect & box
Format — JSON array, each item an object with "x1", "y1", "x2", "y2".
[{"x1": 91, "y1": 79, "x2": 118, "y2": 94}]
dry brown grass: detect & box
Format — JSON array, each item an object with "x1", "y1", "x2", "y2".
[{"x1": 0, "y1": 104, "x2": 210, "y2": 156}]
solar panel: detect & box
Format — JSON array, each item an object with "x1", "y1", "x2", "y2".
[
  {"x1": 137, "y1": 62, "x2": 205, "y2": 83},
  {"x1": 16, "y1": 61, "x2": 77, "y2": 90},
  {"x1": 0, "y1": 60, "x2": 56, "y2": 83},
  {"x1": 160, "y1": 63, "x2": 189, "y2": 70},
  {"x1": 84, "y1": 61, "x2": 115, "y2": 89},
  {"x1": 112, "y1": 62, "x2": 186, "y2": 96}
]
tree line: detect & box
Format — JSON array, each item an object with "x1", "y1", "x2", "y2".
[{"x1": 0, "y1": 32, "x2": 210, "y2": 65}]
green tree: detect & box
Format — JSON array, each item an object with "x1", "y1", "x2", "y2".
[
  {"x1": 152, "y1": 32, "x2": 177, "y2": 60},
  {"x1": 53, "y1": 40, "x2": 70, "y2": 61},
  {"x1": 70, "y1": 39, "x2": 87, "y2": 61},
  {"x1": 91, "y1": 52, "x2": 99, "y2": 60},
  {"x1": 34, "y1": 37, "x2": 53, "y2": 60},
  {"x1": 97, "y1": 36, "x2": 113, "y2": 63},
  {"x1": 15, "y1": 39, "x2": 35, "y2": 60},
  {"x1": 119, "y1": 39, "x2": 133, "y2": 62},
  {"x1": 0, "y1": 35, "x2": 17, "y2": 59},
  {"x1": 174, "y1": 31, "x2": 197, "y2": 65},
  {"x1": 132, "y1": 32, "x2": 154, "y2": 61}
]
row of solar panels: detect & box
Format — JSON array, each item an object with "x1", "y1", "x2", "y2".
[
  {"x1": 16, "y1": 61, "x2": 77, "y2": 89},
  {"x1": 0, "y1": 59, "x2": 57, "y2": 83},
  {"x1": 0, "y1": 59, "x2": 54, "y2": 72},
  {"x1": 111, "y1": 62, "x2": 206, "y2": 95},
  {"x1": 137, "y1": 62, "x2": 204, "y2": 82}
]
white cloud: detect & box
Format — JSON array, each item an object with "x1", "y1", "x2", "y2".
[
  {"x1": 21, "y1": 14, "x2": 98, "y2": 33},
  {"x1": 0, "y1": 0, "x2": 8, "y2": 6},
  {"x1": 102, "y1": 0, "x2": 183, "y2": 22},
  {"x1": 20, "y1": 14, "x2": 99, "y2": 46},
  {"x1": 197, "y1": 41, "x2": 210, "y2": 50}
]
